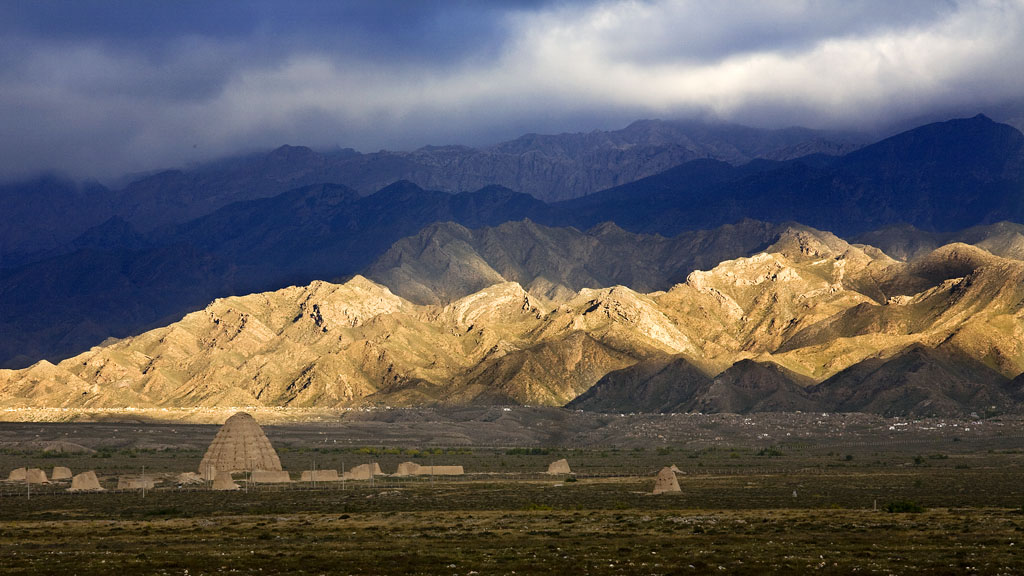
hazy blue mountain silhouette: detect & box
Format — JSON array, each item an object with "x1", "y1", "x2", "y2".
[{"x1": 554, "y1": 115, "x2": 1024, "y2": 236}]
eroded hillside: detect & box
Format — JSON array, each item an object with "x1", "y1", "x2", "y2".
[{"x1": 3, "y1": 223, "x2": 1023, "y2": 417}]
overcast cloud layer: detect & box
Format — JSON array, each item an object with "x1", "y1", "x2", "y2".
[{"x1": 2, "y1": 0, "x2": 1023, "y2": 183}]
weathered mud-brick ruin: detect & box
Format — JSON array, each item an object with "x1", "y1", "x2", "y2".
[{"x1": 198, "y1": 412, "x2": 283, "y2": 478}]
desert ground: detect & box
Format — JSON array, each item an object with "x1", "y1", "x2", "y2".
[{"x1": 1, "y1": 408, "x2": 1023, "y2": 575}]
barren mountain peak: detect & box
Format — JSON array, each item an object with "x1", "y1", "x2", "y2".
[{"x1": 443, "y1": 282, "x2": 545, "y2": 328}]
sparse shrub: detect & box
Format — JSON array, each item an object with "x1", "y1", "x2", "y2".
[
  {"x1": 757, "y1": 446, "x2": 783, "y2": 457},
  {"x1": 143, "y1": 507, "x2": 182, "y2": 517},
  {"x1": 564, "y1": 477, "x2": 577, "y2": 483},
  {"x1": 884, "y1": 500, "x2": 926, "y2": 513},
  {"x1": 845, "y1": 454, "x2": 853, "y2": 461}
]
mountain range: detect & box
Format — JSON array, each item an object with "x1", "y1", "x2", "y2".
[
  {"x1": 2, "y1": 115, "x2": 1023, "y2": 371},
  {"x1": 2, "y1": 220, "x2": 1023, "y2": 417},
  {"x1": 1, "y1": 114, "x2": 1024, "y2": 417},
  {"x1": 0, "y1": 119, "x2": 862, "y2": 268}
]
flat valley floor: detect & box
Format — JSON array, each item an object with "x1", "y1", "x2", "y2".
[{"x1": 1, "y1": 409, "x2": 1023, "y2": 575}]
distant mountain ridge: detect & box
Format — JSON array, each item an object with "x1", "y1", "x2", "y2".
[
  {"x1": 553, "y1": 114, "x2": 1024, "y2": 237},
  {"x1": 364, "y1": 219, "x2": 786, "y2": 305},
  {"x1": 0, "y1": 119, "x2": 861, "y2": 266}
]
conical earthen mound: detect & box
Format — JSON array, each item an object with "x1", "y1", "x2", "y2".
[
  {"x1": 652, "y1": 466, "x2": 681, "y2": 494},
  {"x1": 69, "y1": 471, "x2": 103, "y2": 492},
  {"x1": 198, "y1": 412, "x2": 282, "y2": 475},
  {"x1": 547, "y1": 459, "x2": 571, "y2": 474}
]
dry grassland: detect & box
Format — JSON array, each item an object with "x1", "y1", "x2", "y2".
[{"x1": 0, "y1": 413, "x2": 1022, "y2": 574}]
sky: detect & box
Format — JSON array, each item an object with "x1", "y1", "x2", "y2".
[{"x1": 1, "y1": 0, "x2": 1023, "y2": 183}]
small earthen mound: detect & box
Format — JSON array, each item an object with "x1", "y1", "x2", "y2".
[
  {"x1": 52, "y1": 466, "x2": 73, "y2": 480},
  {"x1": 6, "y1": 467, "x2": 27, "y2": 482},
  {"x1": 69, "y1": 471, "x2": 104, "y2": 492},
  {"x1": 343, "y1": 463, "x2": 384, "y2": 480},
  {"x1": 301, "y1": 469, "x2": 340, "y2": 482},
  {"x1": 547, "y1": 459, "x2": 571, "y2": 475},
  {"x1": 391, "y1": 462, "x2": 464, "y2": 476},
  {"x1": 42, "y1": 441, "x2": 96, "y2": 455},
  {"x1": 652, "y1": 466, "x2": 681, "y2": 494},
  {"x1": 393, "y1": 462, "x2": 421, "y2": 477}
]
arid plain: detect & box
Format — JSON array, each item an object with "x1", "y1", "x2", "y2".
[{"x1": 2, "y1": 408, "x2": 1023, "y2": 575}]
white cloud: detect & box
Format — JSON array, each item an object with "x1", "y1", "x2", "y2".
[{"x1": 1, "y1": 0, "x2": 1023, "y2": 181}]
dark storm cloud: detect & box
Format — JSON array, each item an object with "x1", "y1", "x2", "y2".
[{"x1": 0, "y1": 0, "x2": 1022, "y2": 182}]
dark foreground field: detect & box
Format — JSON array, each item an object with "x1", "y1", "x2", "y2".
[{"x1": 1, "y1": 410, "x2": 1023, "y2": 575}]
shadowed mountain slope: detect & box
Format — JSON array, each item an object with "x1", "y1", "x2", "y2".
[
  {"x1": 365, "y1": 219, "x2": 785, "y2": 305},
  {"x1": 554, "y1": 115, "x2": 1024, "y2": 237},
  {"x1": 811, "y1": 345, "x2": 1012, "y2": 417},
  {"x1": 854, "y1": 221, "x2": 1024, "y2": 262},
  {"x1": 566, "y1": 355, "x2": 712, "y2": 414},
  {"x1": 567, "y1": 357, "x2": 817, "y2": 414},
  {"x1": 692, "y1": 360, "x2": 818, "y2": 414}
]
